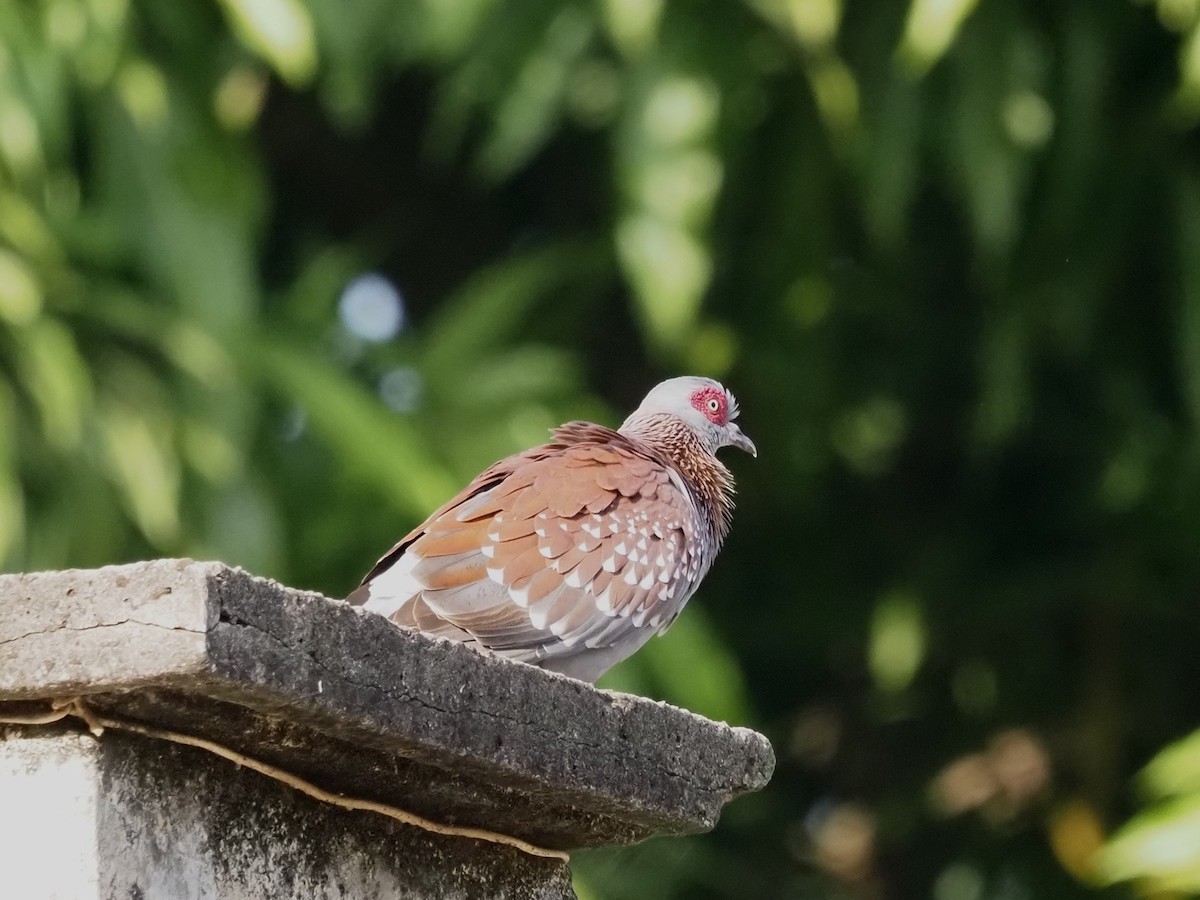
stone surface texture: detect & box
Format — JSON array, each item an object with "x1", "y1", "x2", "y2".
[
  {"x1": 0, "y1": 560, "x2": 776, "y2": 898},
  {"x1": 1, "y1": 728, "x2": 572, "y2": 900}
]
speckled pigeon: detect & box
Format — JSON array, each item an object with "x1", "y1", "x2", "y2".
[{"x1": 348, "y1": 376, "x2": 756, "y2": 682}]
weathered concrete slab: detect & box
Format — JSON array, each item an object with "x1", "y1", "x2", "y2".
[
  {"x1": 1, "y1": 727, "x2": 573, "y2": 900},
  {"x1": 0, "y1": 560, "x2": 775, "y2": 851}
]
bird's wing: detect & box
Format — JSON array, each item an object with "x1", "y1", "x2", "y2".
[{"x1": 349, "y1": 428, "x2": 707, "y2": 664}]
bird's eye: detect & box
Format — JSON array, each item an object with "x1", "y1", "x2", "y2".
[{"x1": 707, "y1": 397, "x2": 721, "y2": 414}]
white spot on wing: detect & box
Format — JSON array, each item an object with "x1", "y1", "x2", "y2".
[
  {"x1": 362, "y1": 550, "x2": 422, "y2": 616},
  {"x1": 595, "y1": 585, "x2": 614, "y2": 613}
]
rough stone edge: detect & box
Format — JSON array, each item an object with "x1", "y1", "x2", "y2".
[
  {"x1": 0, "y1": 559, "x2": 216, "y2": 698},
  {"x1": 204, "y1": 564, "x2": 775, "y2": 828},
  {"x1": 0, "y1": 559, "x2": 776, "y2": 846}
]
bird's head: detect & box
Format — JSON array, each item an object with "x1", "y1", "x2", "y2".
[{"x1": 625, "y1": 376, "x2": 757, "y2": 458}]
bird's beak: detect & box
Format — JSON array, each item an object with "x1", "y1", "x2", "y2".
[{"x1": 727, "y1": 424, "x2": 757, "y2": 458}]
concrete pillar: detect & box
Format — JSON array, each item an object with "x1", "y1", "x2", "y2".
[{"x1": 1, "y1": 728, "x2": 571, "y2": 899}]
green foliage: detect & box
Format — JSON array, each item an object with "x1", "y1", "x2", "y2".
[
  {"x1": 5, "y1": 0, "x2": 1200, "y2": 896},
  {"x1": 1100, "y1": 729, "x2": 1200, "y2": 892}
]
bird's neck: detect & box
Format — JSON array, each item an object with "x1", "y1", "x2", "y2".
[{"x1": 620, "y1": 413, "x2": 735, "y2": 541}]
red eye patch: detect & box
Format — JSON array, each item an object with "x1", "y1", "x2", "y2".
[{"x1": 690, "y1": 386, "x2": 728, "y2": 424}]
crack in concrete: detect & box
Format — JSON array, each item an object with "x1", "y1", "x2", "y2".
[{"x1": 0, "y1": 619, "x2": 203, "y2": 648}]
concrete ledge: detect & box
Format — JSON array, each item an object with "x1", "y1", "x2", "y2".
[{"x1": 0, "y1": 560, "x2": 775, "y2": 852}]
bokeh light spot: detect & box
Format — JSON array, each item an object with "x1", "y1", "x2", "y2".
[
  {"x1": 787, "y1": 0, "x2": 841, "y2": 49},
  {"x1": 215, "y1": 66, "x2": 268, "y2": 131},
  {"x1": 0, "y1": 248, "x2": 43, "y2": 326},
  {"x1": 44, "y1": 0, "x2": 87, "y2": 50},
  {"x1": 617, "y1": 215, "x2": 711, "y2": 348},
  {"x1": 831, "y1": 396, "x2": 907, "y2": 475},
  {"x1": 643, "y1": 76, "x2": 719, "y2": 146},
  {"x1": 379, "y1": 367, "x2": 423, "y2": 414},
  {"x1": 686, "y1": 321, "x2": 738, "y2": 377},
  {"x1": 339, "y1": 273, "x2": 405, "y2": 343},
  {"x1": 1003, "y1": 91, "x2": 1054, "y2": 148},
  {"x1": 934, "y1": 863, "x2": 985, "y2": 900},
  {"x1": 809, "y1": 56, "x2": 860, "y2": 131},
  {"x1": 637, "y1": 151, "x2": 723, "y2": 226},
  {"x1": 567, "y1": 60, "x2": 622, "y2": 127},
  {"x1": 601, "y1": 0, "x2": 663, "y2": 56},
  {"x1": 117, "y1": 59, "x2": 169, "y2": 129},
  {"x1": 0, "y1": 98, "x2": 43, "y2": 175},
  {"x1": 869, "y1": 590, "x2": 926, "y2": 693},
  {"x1": 1049, "y1": 800, "x2": 1106, "y2": 881}
]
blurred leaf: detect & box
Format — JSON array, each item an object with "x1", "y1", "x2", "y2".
[
  {"x1": 0, "y1": 92, "x2": 45, "y2": 178},
  {"x1": 424, "y1": 0, "x2": 563, "y2": 162},
  {"x1": 476, "y1": 6, "x2": 594, "y2": 179},
  {"x1": 410, "y1": 0, "x2": 499, "y2": 61},
  {"x1": 600, "y1": 0, "x2": 663, "y2": 57},
  {"x1": 0, "y1": 246, "x2": 43, "y2": 325},
  {"x1": 1176, "y1": 173, "x2": 1200, "y2": 433},
  {"x1": 98, "y1": 398, "x2": 181, "y2": 548},
  {"x1": 973, "y1": 312, "x2": 1031, "y2": 449},
  {"x1": 617, "y1": 608, "x2": 753, "y2": 725},
  {"x1": 1141, "y1": 729, "x2": 1200, "y2": 800},
  {"x1": 12, "y1": 317, "x2": 90, "y2": 451},
  {"x1": 0, "y1": 192, "x2": 62, "y2": 263},
  {"x1": 116, "y1": 59, "x2": 170, "y2": 130},
  {"x1": 616, "y1": 214, "x2": 711, "y2": 349},
  {"x1": 897, "y1": 0, "x2": 981, "y2": 75},
  {"x1": 199, "y1": 480, "x2": 284, "y2": 575},
  {"x1": 1099, "y1": 795, "x2": 1200, "y2": 891},
  {"x1": 860, "y1": 75, "x2": 921, "y2": 248},
  {"x1": 419, "y1": 242, "x2": 606, "y2": 378},
  {"x1": 215, "y1": 0, "x2": 317, "y2": 86},
  {"x1": 0, "y1": 378, "x2": 24, "y2": 567},
  {"x1": 247, "y1": 336, "x2": 457, "y2": 516},
  {"x1": 615, "y1": 68, "x2": 722, "y2": 354},
  {"x1": 454, "y1": 345, "x2": 582, "y2": 409}
]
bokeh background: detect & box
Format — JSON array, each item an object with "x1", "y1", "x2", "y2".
[{"x1": 5, "y1": 0, "x2": 1200, "y2": 896}]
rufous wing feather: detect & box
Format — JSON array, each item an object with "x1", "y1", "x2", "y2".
[{"x1": 349, "y1": 426, "x2": 708, "y2": 680}]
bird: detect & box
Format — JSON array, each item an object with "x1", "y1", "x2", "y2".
[{"x1": 348, "y1": 376, "x2": 756, "y2": 683}]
